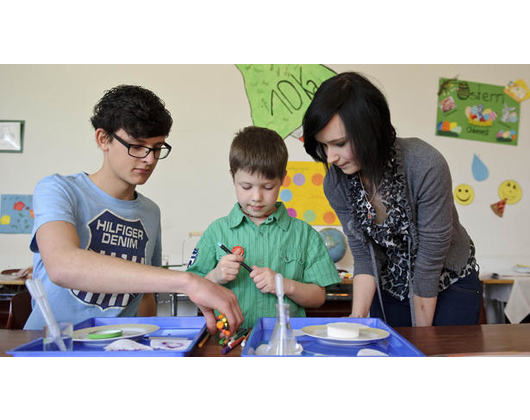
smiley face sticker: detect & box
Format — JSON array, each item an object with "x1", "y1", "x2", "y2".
[
  {"x1": 498, "y1": 180, "x2": 523, "y2": 205},
  {"x1": 454, "y1": 184, "x2": 475, "y2": 205}
]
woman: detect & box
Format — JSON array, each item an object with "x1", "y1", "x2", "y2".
[{"x1": 303, "y1": 71, "x2": 481, "y2": 327}]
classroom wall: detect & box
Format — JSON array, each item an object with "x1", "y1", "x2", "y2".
[{"x1": 1, "y1": 64, "x2": 528, "y2": 274}]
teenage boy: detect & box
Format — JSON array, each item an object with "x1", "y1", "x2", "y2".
[
  {"x1": 187, "y1": 126, "x2": 341, "y2": 328},
  {"x1": 24, "y1": 85, "x2": 243, "y2": 333}
]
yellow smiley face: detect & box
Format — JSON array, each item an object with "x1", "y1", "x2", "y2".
[
  {"x1": 454, "y1": 184, "x2": 474, "y2": 205},
  {"x1": 498, "y1": 180, "x2": 522, "y2": 204}
]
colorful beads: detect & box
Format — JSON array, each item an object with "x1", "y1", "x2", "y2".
[{"x1": 216, "y1": 313, "x2": 231, "y2": 345}]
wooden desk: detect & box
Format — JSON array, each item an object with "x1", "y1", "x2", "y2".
[
  {"x1": 394, "y1": 324, "x2": 530, "y2": 356},
  {"x1": 0, "y1": 269, "x2": 28, "y2": 285},
  {"x1": 0, "y1": 329, "x2": 41, "y2": 355},
  {"x1": 481, "y1": 278, "x2": 515, "y2": 285},
  {"x1": 0, "y1": 278, "x2": 26, "y2": 286},
  {"x1": 3, "y1": 323, "x2": 530, "y2": 357},
  {"x1": 191, "y1": 334, "x2": 244, "y2": 357}
]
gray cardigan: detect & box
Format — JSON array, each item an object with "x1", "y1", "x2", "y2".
[{"x1": 324, "y1": 137, "x2": 472, "y2": 298}]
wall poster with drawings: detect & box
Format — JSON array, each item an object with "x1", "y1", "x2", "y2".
[
  {"x1": 236, "y1": 64, "x2": 336, "y2": 140},
  {"x1": 0, "y1": 194, "x2": 34, "y2": 234},
  {"x1": 436, "y1": 78, "x2": 520, "y2": 146},
  {"x1": 279, "y1": 161, "x2": 339, "y2": 226}
]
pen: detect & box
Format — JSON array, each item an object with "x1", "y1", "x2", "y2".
[
  {"x1": 222, "y1": 335, "x2": 245, "y2": 354},
  {"x1": 227, "y1": 327, "x2": 249, "y2": 345},
  {"x1": 217, "y1": 242, "x2": 253, "y2": 273},
  {"x1": 241, "y1": 328, "x2": 252, "y2": 348},
  {"x1": 197, "y1": 331, "x2": 211, "y2": 348}
]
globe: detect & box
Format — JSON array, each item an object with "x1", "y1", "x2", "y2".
[{"x1": 319, "y1": 228, "x2": 347, "y2": 262}]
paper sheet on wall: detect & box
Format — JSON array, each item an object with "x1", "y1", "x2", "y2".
[
  {"x1": 0, "y1": 194, "x2": 34, "y2": 234},
  {"x1": 436, "y1": 78, "x2": 520, "y2": 146},
  {"x1": 236, "y1": 64, "x2": 336, "y2": 139},
  {"x1": 279, "y1": 162, "x2": 339, "y2": 226}
]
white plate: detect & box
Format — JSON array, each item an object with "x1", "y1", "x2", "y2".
[
  {"x1": 301, "y1": 324, "x2": 390, "y2": 346},
  {"x1": 73, "y1": 324, "x2": 160, "y2": 346}
]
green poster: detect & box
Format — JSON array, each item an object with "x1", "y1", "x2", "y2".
[
  {"x1": 436, "y1": 78, "x2": 520, "y2": 146},
  {"x1": 236, "y1": 64, "x2": 336, "y2": 139}
]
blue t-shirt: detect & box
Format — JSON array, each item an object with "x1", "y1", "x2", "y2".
[{"x1": 24, "y1": 172, "x2": 162, "y2": 330}]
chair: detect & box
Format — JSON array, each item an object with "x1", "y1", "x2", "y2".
[{"x1": 6, "y1": 291, "x2": 32, "y2": 329}]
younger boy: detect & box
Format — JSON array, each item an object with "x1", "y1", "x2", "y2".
[
  {"x1": 24, "y1": 85, "x2": 242, "y2": 333},
  {"x1": 187, "y1": 126, "x2": 341, "y2": 328}
]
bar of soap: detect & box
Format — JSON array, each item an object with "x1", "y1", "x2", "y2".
[{"x1": 327, "y1": 322, "x2": 365, "y2": 339}]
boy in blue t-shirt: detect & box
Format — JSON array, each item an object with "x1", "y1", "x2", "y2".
[{"x1": 25, "y1": 85, "x2": 242, "y2": 332}]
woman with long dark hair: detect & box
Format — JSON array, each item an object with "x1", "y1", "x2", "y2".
[{"x1": 303, "y1": 72, "x2": 481, "y2": 327}]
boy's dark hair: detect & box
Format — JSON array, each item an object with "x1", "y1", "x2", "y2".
[
  {"x1": 229, "y1": 126, "x2": 288, "y2": 180},
  {"x1": 302, "y1": 72, "x2": 396, "y2": 189},
  {"x1": 90, "y1": 85, "x2": 173, "y2": 139}
]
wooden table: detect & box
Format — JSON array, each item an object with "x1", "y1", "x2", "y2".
[
  {"x1": 481, "y1": 278, "x2": 515, "y2": 285},
  {"x1": 1, "y1": 329, "x2": 41, "y2": 355},
  {"x1": 394, "y1": 323, "x2": 530, "y2": 356},
  {"x1": 3, "y1": 323, "x2": 530, "y2": 357}
]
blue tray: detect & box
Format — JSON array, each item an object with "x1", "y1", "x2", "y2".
[
  {"x1": 7, "y1": 316, "x2": 207, "y2": 357},
  {"x1": 242, "y1": 317, "x2": 424, "y2": 357}
]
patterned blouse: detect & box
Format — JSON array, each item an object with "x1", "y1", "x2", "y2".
[{"x1": 347, "y1": 146, "x2": 477, "y2": 301}]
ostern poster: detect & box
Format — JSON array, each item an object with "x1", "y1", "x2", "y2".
[{"x1": 436, "y1": 78, "x2": 520, "y2": 146}]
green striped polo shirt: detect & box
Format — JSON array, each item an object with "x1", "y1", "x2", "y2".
[{"x1": 187, "y1": 202, "x2": 341, "y2": 328}]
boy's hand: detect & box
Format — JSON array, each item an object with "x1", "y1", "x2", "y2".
[
  {"x1": 250, "y1": 266, "x2": 277, "y2": 294},
  {"x1": 211, "y1": 254, "x2": 245, "y2": 284}
]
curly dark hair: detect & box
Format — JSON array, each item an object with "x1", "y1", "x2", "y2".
[{"x1": 90, "y1": 85, "x2": 173, "y2": 139}]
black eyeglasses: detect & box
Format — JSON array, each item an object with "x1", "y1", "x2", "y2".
[{"x1": 112, "y1": 133, "x2": 172, "y2": 160}]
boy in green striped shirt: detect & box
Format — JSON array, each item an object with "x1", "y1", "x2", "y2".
[{"x1": 187, "y1": 126, "x2": 341, "y2": 328}]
